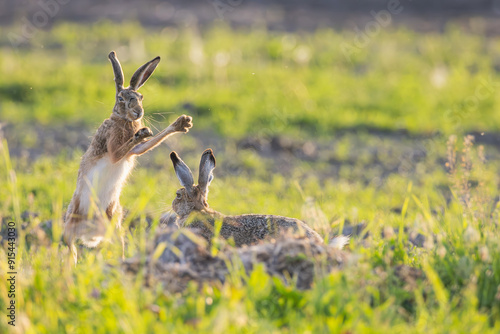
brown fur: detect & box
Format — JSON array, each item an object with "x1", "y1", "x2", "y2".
[
  {"x1": 169, "y1": 149, "x2": 324, "y2": 247},
  {"x1": 64, "y1": 51, "x2": 193, "y2": 264}
]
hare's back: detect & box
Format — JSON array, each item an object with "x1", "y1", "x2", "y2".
[{"x1": 223, "y1": 214, "x2": 322, "y2": 246}]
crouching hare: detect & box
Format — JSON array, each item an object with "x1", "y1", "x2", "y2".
[
  {"x1": 64, "y1": 51, "x2": 193, "y2": 263},
  {"x1": 169, "y1": 149, "x2": 347, "y2": 248}
]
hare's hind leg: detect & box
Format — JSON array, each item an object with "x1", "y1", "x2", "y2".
[
  {"x1": 107, "y1": 201, "x2": 125, "y2": 259},
  {"x1": 63, "y1": 217, "x2": 81, "y2": 265},
  {"x1": 63, "y1": 216, "x2": 103, "y2": 265},
  {"x1": 69, "y1": 243, "x2": 78, "y2": 265}
]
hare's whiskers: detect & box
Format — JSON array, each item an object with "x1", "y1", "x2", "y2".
[
  {"x1": 153, "y1": 112, "x2": 168, "y2": 120},
  {"x1": 144, "y1": 115, "x2": 161, "y2": 133}
]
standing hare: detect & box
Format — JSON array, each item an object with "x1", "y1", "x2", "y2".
[
  {"x1": 169, "y1": 149, "x2": 348, "y2": 248},
  {"x1": 64, "y1": 51, "x2": 193, "y2": 263}
]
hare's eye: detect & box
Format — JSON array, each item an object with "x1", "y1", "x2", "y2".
[
  {"x1": 176, "y1": 192, "x2": 182, "y2": 199},
  {"x1": 118, "y1": 96, "x2": 124, "y2": 102}
]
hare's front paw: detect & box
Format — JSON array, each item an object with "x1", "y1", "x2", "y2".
[
  {"x1": 134, "y1": 127, "x2": 153, "y2": 141},
  {"x1": 172, "y1": 115, "x2": 193, "y2": 133}
]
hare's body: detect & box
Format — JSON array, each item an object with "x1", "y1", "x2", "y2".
[
  {"x1": 65, "y1": 118, "x2": 140, "y2": 249},
  {"x1": 64, "y1": 52, "x2": 193, "y2": 263},
  {"x1": 168, "y1": 149, "x2": 336, "y2": 248},
  {"x1": 70, "y1": 118, "x2": 139, "y2": 215},
  {"x1": 78, "y1": 155, "x2": 134, "y2": 213},
  {"x1": 185, "y1": 212, "x2": 323, "y2": 246}
]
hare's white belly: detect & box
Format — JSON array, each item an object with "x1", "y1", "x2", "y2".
[{"x1": 79, "y1": 155, "x2": 135, "y2": 213}]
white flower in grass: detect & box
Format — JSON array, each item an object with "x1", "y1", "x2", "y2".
[{"x1": 464, "y1": 226, "x2": 480, "y2": 243}]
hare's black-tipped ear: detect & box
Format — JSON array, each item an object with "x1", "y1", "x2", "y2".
[
  {"x1": 198, "y1": 149, "x2": 216, "y2": 194},
  {"x1": 130, "y1": 56, "x2": 161, "y2": 91},
  {"x1": 108, "y1": 51, "x2": 124, "y2": 93},
  {"x1": 170, "y1": 151, "x2": 194, "y2": 195}
]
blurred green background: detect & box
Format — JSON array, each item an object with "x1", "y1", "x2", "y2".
[{"x1": 1, "y1": 1, "x2": 500, "y2": 332}]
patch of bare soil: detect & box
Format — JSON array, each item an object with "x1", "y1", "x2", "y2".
[
  {"x1": 2, "y1": 1, "x2": 500, "y2": 35},
  {"x1": 0, "y1": 212, "x2": 425, "y2": 292},
  {"x1": 121, "y1": 226, "x2": 427, "y2": 293},
  {"x1": 122, "y1": 226, "x2": 348, "y2": 291},
  {"x1": 4, "y1": 121, "x2": 500, "y2": 188}
]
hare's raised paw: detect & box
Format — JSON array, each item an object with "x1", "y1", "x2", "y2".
[
  {"x1": 172, "y1": 115, "x2": 193, "y2": 133},
  {"x1": 135, "y1": 127, "x2": 153, "y2": 141}
]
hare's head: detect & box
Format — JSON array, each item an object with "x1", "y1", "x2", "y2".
[
  {"x1": 108, "y1": 51, "x2": 160, "y2": 122},
  {"x1": 170, "y1": 149, "x2": 216, "y2": 219}
]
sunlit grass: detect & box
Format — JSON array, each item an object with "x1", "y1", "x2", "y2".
[
  {"x1": 1, "y1": 22, "x2": 499, "y2": 136},
  {"x1": 1, "y1": 22, "x2": 500, "y2": 333}
]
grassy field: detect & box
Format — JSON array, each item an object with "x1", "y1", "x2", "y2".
[{"x1": 1, "y1": 22, "x2": 500, "y2": 333}]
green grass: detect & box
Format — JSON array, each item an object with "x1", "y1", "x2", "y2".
[
  {"x1": 1, "y1": 22, "x2": 500, "y2": 137},
  {"x1": 1, "y1": 22, "x2": 500, "y2": 333}
]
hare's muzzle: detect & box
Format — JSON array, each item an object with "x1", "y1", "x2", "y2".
[
  {"x1": 127, "y1": 106, "x2": 143, "y2": 120},
  {"x1": 133, "y1": 110, "x2": 143, "y2": 119},
  {"x1": 127, "y1": 98, "x2": 144, "y2": 120}
]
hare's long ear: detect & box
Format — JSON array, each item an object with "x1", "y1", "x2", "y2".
[
  {"x1": 129, "y1": 56, "x2": 161, "y2": 91},
  {"x1": 170, "y1": 152, "x2": 194, "y2": 195},
  {"x1": 108, "y1": 51, "x2": 124, "y2": 93},
  {"x1": 198, "y1": 149, "x2": 216, "y2": 195}
]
